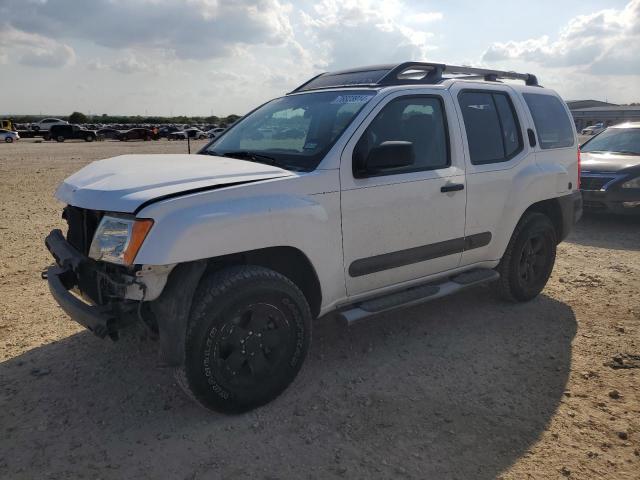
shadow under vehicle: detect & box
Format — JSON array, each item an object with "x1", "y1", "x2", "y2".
[{"x1": 1, "y1": 290, "x2": 576, "y2": 479}]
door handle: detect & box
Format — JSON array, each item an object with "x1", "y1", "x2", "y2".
[{"x1": 441, "y1": 183, "x2": 464, "y2": 193}]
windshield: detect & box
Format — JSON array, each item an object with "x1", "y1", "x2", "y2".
[
  {"x1": 201, "y1": 90, "x2": 377, "y2": 171},
  {"x1": 582, "y1": 128, "x2": 640, "y2": 155}
]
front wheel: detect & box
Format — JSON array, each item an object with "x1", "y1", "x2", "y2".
[
  {"x1": 176, "y1": 265, "x2": 312, "y2": 414},
  {"x1": 56, "y1": 135, "x2": 65, "y2": 142},
  {"x1": 85, "y1": 135, "x2": 94, "y2": 142},
  {"x1": 495, "y1": 212, "x2": 557, "y2": 302},
  {"x1": 5, "y1": 137, "x2": 13, "y2": 143}
]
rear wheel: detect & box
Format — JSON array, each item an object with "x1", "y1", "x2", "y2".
[
  {"x1": 495, "y1": 212, "x2": 557, "y2": 302},
  {"x1": 85, "y1": 135, "x2": 94, "y2": 142},
  {"x1": 56, "y1": 135, "x2": 65, "y2": 142},
  {"x1": 5, "y1": 137, "x2": 13, "y2": 143},
  {"x1": 176, "y1": 265, "x2": 312, "y2": 414}
]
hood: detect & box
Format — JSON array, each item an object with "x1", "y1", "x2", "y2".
[
  {"x1": 580, "y1": 151, "x2": 640, "y2": 174},
  {"x1": 55, "y1": 154, "x2": 294, "y2": 213}
]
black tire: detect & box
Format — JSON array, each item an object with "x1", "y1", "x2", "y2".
[
  {"x1": 32, "y1": 126, "x2": 40, "y2": 131},
  {"x1": 495, "y1": 212, "x2": 557, "y2": 302},
  {"x1": 43, "y1": 134, "x2": 50, "y2": 141},
  {"x1": 5, "y1": 137, "x2": 13, "y2": 143},
  {"x1": 176, "y1": 265, "x2": 312, "y2": 414},
  {"x1": 85, "y1": 135, "x2": 94, "y2": 142},
  {"x1": 56, "y1": 135, "x2": 65, "y2": 142}
]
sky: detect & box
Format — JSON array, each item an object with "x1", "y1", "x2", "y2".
[{"x1": 0, "y1": 0, "x2": 638, "y2": 117}]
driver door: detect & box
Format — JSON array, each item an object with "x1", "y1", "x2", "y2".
[{"x1": 340, "y1": 91, "x2": 467, "y2": 297}]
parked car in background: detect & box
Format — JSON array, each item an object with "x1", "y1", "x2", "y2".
[
  {"x1": 30, "y1": 118, "x2": 68, "y2": 131},
  {"x1": 96, "y1": 128, "x2": 121, "y2": 140},
  {"x1": 120, "y1": 128, "x2": 153, "y2": 141},
  {"x1": 47, "y1": 125, "x2": 97, "y2": 142},
  {"x1": 206, "y1": 127, "x2": 226, "y2": 138},
  {"x1": 581, "y1": 123, "x2": 605, "y2": 136},
  {"x1": 169, "y1": 127, "x2": 208, "y2": 140},
  {"x1": 158, "y1": 126, "x2": 179, "y2": 138},
  {"x1": 0, "y1": 129, "x2": 19, "y2": 143},
  {"x1": 580, "y1": 122, "x2": 640, "y2": 214}
]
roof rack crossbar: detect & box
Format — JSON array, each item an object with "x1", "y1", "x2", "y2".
[
  {"x1": 441, "y1": 64, "x2": 538, "y2": 86},
  {"x1": 288, "y1": 61, "x2": 539, "y2": 93}
]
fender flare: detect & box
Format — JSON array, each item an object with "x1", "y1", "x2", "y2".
[{"x1": 149, "y1": 260, "x2": 207, "y2": 366}]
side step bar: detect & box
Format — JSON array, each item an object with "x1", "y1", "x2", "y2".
[{"x1": 338, "y1": 268, "x2": 499, "y2": 325}]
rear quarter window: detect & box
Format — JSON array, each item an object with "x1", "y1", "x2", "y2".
[{"x1": 523, "y1": 93, "x2": 574, "y2": 149}]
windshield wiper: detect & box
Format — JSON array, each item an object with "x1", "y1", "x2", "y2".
[
  {"x1": 202, "y1": 149, "x2": 306, "y2": 172},
  {"x1": 220, "y1": 150, "x2": 280, "y2": 166}
]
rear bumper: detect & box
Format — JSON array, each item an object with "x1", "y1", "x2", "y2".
[
  {"x1": 581, "y1": 189, "x2": 640, "y2": 215},
  {"x1": 557, "y1": 191, "x2": 583, "y2": 241}
]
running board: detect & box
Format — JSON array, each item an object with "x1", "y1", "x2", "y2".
[{"x1": 338, "y1": 268, "x2": 500, "y2": 325}]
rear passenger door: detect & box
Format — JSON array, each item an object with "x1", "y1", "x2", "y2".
[
  {"x1": 449, "y1": 83, "x2": 533, "y2": 266},
  {"x1": 340, "y1": 90, "x2": 467, "y2": 297}
]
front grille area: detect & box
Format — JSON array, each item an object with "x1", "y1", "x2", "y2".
[
  {"x1": 580, "y1": 176, "x2": 615, "y2": 191},
  {"x1": 62, "y1": 206, "x2": 104, "y2": 255}
]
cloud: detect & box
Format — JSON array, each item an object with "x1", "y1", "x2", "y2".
[
  {"x1": 405, "y1": 12, "x2": 444, "y2": 24},
  {"x1": 111, "y1": 54, "x2": 156, "y2": 74},
  {"x1": 0, "y1": 23, "x2": 75, "y2": 68},
  {"x1": 0, "y1": 0, "x2": 446, "y2": 114},
  {"x1": 482, "y1": 0, "x2": 640, "y2": 75},
  {"x1": 0, "y1": 0, "x2": 295, "y2": 61},
  {"x1": 299, "y1": 0, "x2": 440, "y2": 70}
]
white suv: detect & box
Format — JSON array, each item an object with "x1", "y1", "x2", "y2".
[
  {"x1": 31, "y1": 117, "x2": 68, "y2": 131},
  {"x1": 44, "y1": 62, "x2": 582, "y2": 413}
]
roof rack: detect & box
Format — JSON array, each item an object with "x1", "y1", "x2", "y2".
[{"x1": 289, "y1": 62, "x2": 539, "y2": 93}]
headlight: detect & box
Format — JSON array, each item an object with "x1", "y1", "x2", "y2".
[
  {"x1": 621, "y1": 176, "x2": 640, "y2": 189},
  {"x1": 89, "y1": 215, "x2": 153, "y2": 265}
]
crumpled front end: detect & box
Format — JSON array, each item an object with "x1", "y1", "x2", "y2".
[{"x1": 44, "y1": 205, "x2": 175, "y2": 339}]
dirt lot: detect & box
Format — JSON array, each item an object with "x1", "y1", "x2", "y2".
[{"x1": 0, "y1": 139, "x2": 638, "y2": 479}]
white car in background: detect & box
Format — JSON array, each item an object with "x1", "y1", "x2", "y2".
[
  {"x1": 581, "y1": 123, "x2": 605, "y2": 136},
  {"x1": 0, "y1": 129, "x2": 19, "y2": 143},
  {"x1": 30, "y1": 118, "x2": 68, "y2": 131},
  {"x1": 169, "y1": 127, "x2": 208, "y2": 140},
  {"x1": 206, "y1": 127, "x2": 226, "y2": 138}
]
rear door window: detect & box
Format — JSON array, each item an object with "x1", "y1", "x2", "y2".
[
  {"x1": 523, "y1": 93, "x2": 574, "y2": 149},
  {"x1": 458, "y1": 91, "x2": 523, "y2": 164}
]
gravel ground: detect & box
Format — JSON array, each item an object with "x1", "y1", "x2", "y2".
[{"x1": 0, "y1": 139, "x2": 638, "y2": 479}]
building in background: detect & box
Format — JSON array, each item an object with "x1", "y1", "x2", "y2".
[{"x1": 566, "y1": 100, "x2": 640, "y2": 131}]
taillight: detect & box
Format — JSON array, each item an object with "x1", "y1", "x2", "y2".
[{"x1": 577, "y1": 146, "x2": 581, "y2": 189}]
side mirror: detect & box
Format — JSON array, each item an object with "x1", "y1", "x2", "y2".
[{"x1": 365, "y1": 141, "x2": 415, "y2": 172}]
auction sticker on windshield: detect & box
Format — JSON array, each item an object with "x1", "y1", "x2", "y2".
[{"x1": 331, "y1": 94, "x2": 375, "y2": 104}]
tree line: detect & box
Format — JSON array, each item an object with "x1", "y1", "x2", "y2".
[{"x1": 4, "y1": 112, "x2": 242, "y2": 126}]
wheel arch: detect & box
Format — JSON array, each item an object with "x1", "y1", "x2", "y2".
[
  {"x1": 202, "y1": 246, "x2": 322, "y2": 318},
  {"x1": 521, "y1": 197, "x2": 563, "y2": 243},
  {"x1": 150, "y1": 246, "x2": 322, "y2": 367}
]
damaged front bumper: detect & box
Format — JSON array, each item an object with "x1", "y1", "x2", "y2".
[{"x1": 44, "y1": 229, "x2": 174, "y2": 339}]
